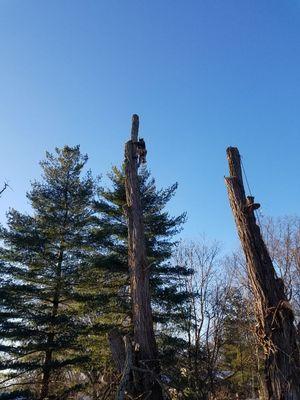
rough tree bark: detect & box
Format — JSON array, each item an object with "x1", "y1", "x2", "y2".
[
  {"x1": 225, "y1": 147, "x2": 300, "y2": 400},
  {"x1": 108, "y1": 329, "x2": 126, "y2": 374},
  {"x1": 123, "y1": 114, "x2": 163, "y2": 399}
]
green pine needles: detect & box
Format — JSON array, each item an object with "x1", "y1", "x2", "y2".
[
  {"x1": 0, "y1": 147, "x2": 188, "y2": 399},
  {"x1": 0, "y1": 146, "x2": 102, "y2": 399}
]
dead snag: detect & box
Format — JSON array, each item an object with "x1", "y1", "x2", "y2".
[
  {"x1": 124, "y1": 114, "x2": 163, "y2": 399},
  {"x1": 225, "y1": 147, "x2": 300, "y2": 400},
  {"x1": 108, "y1": 329, "x2": 126, "y2": 373}
]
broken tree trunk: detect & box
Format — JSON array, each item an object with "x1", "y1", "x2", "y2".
[
  {"x1": 225, "y1": 147, "x2": 300, "y2": 400},
  {"x1": 108, "y1": 329, "x2": 126, "y2": 374},
  {"x1": 123, "y1": 114, "x2": 163, "y2": 399},
  {"x1": 116, "y1": 335, "x2": 133, "y2": 400}
]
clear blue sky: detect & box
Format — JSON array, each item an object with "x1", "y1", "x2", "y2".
[{"x1": 0, "y1": 0, "x2": 300, "y2": 251}]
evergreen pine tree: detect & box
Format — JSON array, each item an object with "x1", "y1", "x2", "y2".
[
  {"x1": 221, "y1": 288, "x2": 259, "y2": 398},
  {"x1": 93, "y1": 166, "x2": 190, "y2": 370},
  {"x1": 0, "y1": 146, "x2": 103, "y2": 399}
]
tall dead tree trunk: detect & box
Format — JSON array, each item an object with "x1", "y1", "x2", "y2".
[
  {"x1": 225, "y1": 147, "x2": 300, "y2": 400},
  {"x1": 123, "y1": 114, "x2": 163, "y2": 399}
]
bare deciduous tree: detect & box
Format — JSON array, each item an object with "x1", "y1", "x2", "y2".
[
  {"x1": 262, "y1": 215, "x2": 300, "y2": 319},
  {"x1": 173, "y1": 239, "x2": 232, "y2": 399}
]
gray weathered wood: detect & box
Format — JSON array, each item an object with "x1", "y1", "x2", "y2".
[
  {"x1": 116, "y1": 335, "x2": 133, "y2": 400},
  {"x1": 108, "y1": 329, "x2": 126, "y2": 373},
  {"x1": 131, "y1": 114, "x2": 139, "y2": 142},
  {"x1": 225, "y1": 147, "x2": 300, "y2": 400}
]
